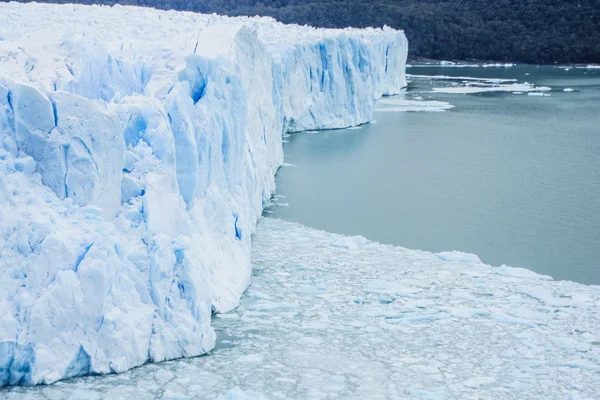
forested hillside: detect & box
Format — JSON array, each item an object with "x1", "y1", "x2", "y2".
[{"x1": 12, "y1": 0, "x2": 600, "y2": 64}]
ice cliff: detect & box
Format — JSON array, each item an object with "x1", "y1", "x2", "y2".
[{"x1": 0, "y1": 2, "x2": 408, "y2": 385}]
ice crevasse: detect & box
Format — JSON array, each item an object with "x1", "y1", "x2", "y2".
[{"x1": 0, "y1": 2, "x2": 408, "y2": 385}]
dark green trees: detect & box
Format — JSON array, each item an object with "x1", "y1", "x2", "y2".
[{"x1": 13, "y1": 0, "x2": 600, "y2": 64}]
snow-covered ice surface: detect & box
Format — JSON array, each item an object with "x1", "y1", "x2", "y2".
[
  {"x1": 4, "y1": 218, "x2": 599, "y2": 399},
  {"x1": 0, "y1": 3, "x2": 407, "y2": 385}
]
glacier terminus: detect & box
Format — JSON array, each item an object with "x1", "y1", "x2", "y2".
[{"x1": 0, "y1": 2, "x2": 407, "y2": 386}]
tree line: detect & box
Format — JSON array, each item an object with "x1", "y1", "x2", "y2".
[{"x1": 13, "y1": 0, "x2": 600, "y2": 64}]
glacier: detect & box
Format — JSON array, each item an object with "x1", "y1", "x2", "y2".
[{"x1": 0, "y1": 2, "x2": 407, "y2": 386}]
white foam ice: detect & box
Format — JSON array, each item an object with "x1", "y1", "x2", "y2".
[
  {"x1": 375, "y1": 96, "x2": 454, "y2": 112},
  {"x1": 408, "y1": 74, "x2": 516, "y2": 84},
  {"x1": 527, "y1": 92, "x2": 552, "y2": 97},
  {"x1": 481, "y1": 63, "x2": 515, "y2": 68},
  {"x1": 411, "y1": 62, "x2": 515, "y2": 68},
  {"x1": 435, "y1": 250, "x2": 482, "y2": 264},
  {"x1": 3, "y1": 218, "x2": 598, "y2": 399},
  {"x1": 432, "y1": 83, "x2": 538, "y2": 94},
  {"x1": 0, "y1": 2, "x2": 408, "y2": 385}
]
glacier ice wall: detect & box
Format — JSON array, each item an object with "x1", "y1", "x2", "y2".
[{"x1": 0, "y1": 3, "x2": 407, "y2": 385}]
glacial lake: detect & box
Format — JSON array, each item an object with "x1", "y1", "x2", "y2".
[{"x1": 266, "y1": 64, "x2": 600, "y2": 285}]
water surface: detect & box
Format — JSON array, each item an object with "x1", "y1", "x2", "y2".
[{"x1": 267, "y1": 64, "x2": 600, "y2": 284}]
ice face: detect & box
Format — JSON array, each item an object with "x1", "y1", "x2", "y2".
[{"x1": 0, "y1": 2, "x2": 407, "y2": 385}]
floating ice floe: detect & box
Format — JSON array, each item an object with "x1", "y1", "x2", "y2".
[
  {"x1": 431, "y1": 82, "x2": 536, "y2": 94},
  {"x1": 564, "y1": 88, "x2": 575, "y2": 92},
  {"x1": 528, "y1": 92, "x2": 552, "y2": 97},
  {"x1": 375, "y1": 96, "x2": 454, "y2": 112},
  {"x1": 430, "y1": 78, "x2": 555, "y2": 95},
  {"x1": 482, "y1": 63, "x2": 515, "y2": 68},
  {"x1": 407, "y1": 74, "x2": 516, "y2": 83},
  {"x1": 412, "y1": 62, "x2": 512, "y2": 68},
  {"x1": 410, "y1": 62, "x2": 515, "y2": 69}
]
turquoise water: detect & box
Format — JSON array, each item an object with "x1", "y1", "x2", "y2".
[{"x1": 267, "y1": 64, "x2": 600, "y2": 285}]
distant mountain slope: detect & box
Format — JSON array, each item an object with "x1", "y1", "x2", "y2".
[{"x1": 9, "y1": 0, "x2": 600, "y2": 64}]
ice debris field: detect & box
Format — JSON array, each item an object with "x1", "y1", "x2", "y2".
[
  {"x1": 0, "y1": 2, "x2": 407, "y2": 386},
  {"x1": 4, "y1": 218, "x2": 600, "y2": 399},
  {"x1": 406, "y1": 74, "x2": 555, "y2": 96}
]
